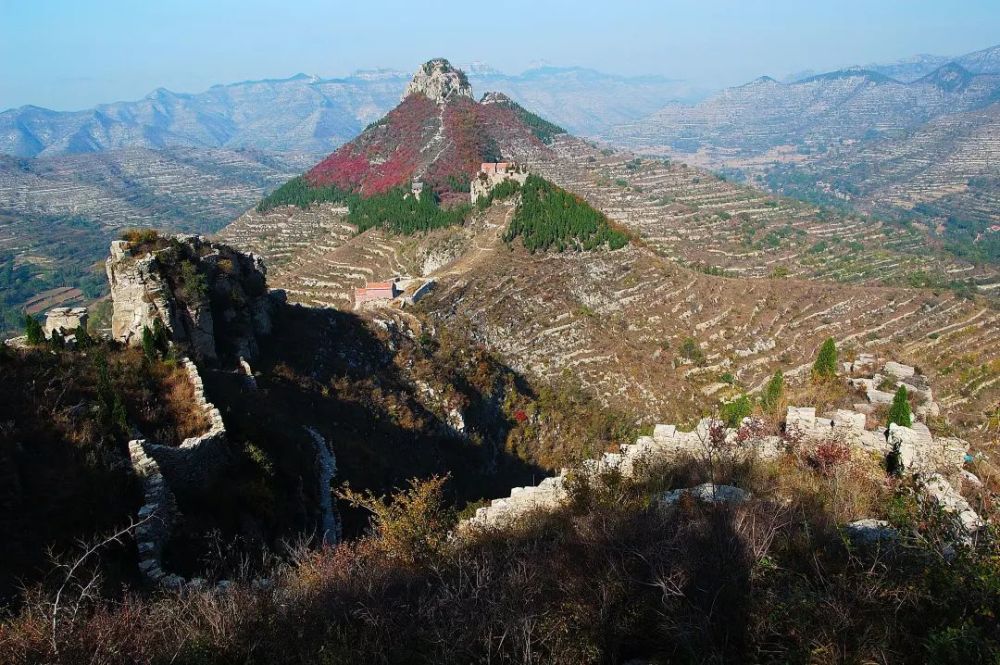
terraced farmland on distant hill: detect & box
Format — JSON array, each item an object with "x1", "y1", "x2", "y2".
[
  {"x1": 0, "y1": 147, "x2": 315, "y2": 330},
  {"x1": 218, "y1": 59, "x2": 1000, "y2": 444},
  {"x1": 606, "y1": 54, "x2": 1000, "y2": 267},
  {"x1": 535, "y1": 136, "x2": 999, "y2": 290},
  {"x1": 219, "y1": 156, "x2": 1000, "y2": 445}
]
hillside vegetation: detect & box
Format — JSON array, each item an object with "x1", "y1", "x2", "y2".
[
  {"x1": 505, "y1": 175, "x2": 630, "y2": 252},
  {"x1": 4, "y1": 437, "x2": 999, "y2": 663}
]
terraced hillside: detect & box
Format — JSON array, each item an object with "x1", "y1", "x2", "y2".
[
  {"x1": 0, "y1": 148, "x2": 315, "y2": 330},
  {"x1": 219, "y1": 184, "x2": 999, "y2": 446},
  {"x1": 606, "y1": 56, "x2": 1000, "y2": 266},
  {"x1": 219, "y1": 198, "x2": 510, "y2": 309},
  {"x1": 534, "y1": 137, "x2": 999, "y2": 290},
  {"x1": 218, "y1": 59, "x2": 1000, "y2": 444},
  {"x1": 764, "y1": 101, "x2": 1000, "y2": 246}
]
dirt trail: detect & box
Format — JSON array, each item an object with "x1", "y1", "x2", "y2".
[{"x1": 432, "y1": 201, "x2": 515, "y2": 279}]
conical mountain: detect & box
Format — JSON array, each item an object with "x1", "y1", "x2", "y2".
[{"x1": 303, "y1": 58, "x2": 565, "y2": 203}]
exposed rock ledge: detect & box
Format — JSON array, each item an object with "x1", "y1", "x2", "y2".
[
  {"x1": 107, "y1": 235, "x2": 276, "y2": 363},
  {"x1": 403, "y1": 58, "x2": 474, "y2": 104}
]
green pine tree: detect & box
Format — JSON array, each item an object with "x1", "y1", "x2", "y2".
[
  {"x1": 152, "y1": 318, "x2": 169, "y2": 354},
  {"x1": 887, "y1": 385, "x2": 912, "y2": 427},
  {"x1": 761, "y1": 370, "x2": 784, "y2": 412},
  {"x1": 74, "y1": 324, "x2": 93, "y2": 349},
  {"x1": 141, "y1": 325, "x2": 157, "y2": 360},
  {"x1": 812, "y1": 338, "x2": 838, "y2": 379},
  {"x1": 24, "y1": 314, "x2": 44, "y2": 345}
]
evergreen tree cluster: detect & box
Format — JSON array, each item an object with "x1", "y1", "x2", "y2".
[
  {"x1": 887, "y1": 386, "x2": 913, "y2": 427},
  {"x1": 487, "y1": 96, "x2": 566, "y2": 144},
  {"x1": 23, "y1": 314, "x2": 44, "y2": 345},
  {"x1": 504, "y1": 175, "x2": 630, "y2": 253},
  {"x1": 256, "y1": 176, "x2": 358, "y2": 213},
  {"x1": 141, "y1": 319, "x2": 170, "y2": 361},
  {"x1": 812, "y1": 338, "x2": 838, "y2": 379},
  {"x1": 350, "y1": 188, "x2": 470, "y2": 235},
  {"x1": 256, "y1": 176, "x2": 470, "y2": 237}
]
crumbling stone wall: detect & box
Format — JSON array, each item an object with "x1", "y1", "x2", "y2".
[
  {"x1": 128, "y1": 439, "x2": 182, "y2": 589},
  {"x1": 43, "y1": 307, "x2": 88, "y2": 338},
  {"x1": 460, "y1": 358, "x2": 981, "y2": 540},
  {"x1": 470, "y1": 163, "x2": 529, "y2": 203}
]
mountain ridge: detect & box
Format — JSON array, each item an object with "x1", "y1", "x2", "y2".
[{"x1": 0, "y1": 65, "x2": 700, "y2": 157}]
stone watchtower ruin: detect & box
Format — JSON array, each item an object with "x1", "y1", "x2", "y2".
[
  {"x1": 470, "y1": 162, "x2": 529, "y2": 203},
  {"x1": 43, "y1": 307, "x2": 88, "y2": 339}
]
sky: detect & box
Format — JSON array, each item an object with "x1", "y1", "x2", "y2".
[{"x1": 1, "y1": 0, "x2": 998, "y2": 111}]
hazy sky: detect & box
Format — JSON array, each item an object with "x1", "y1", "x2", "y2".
[{"x1": 2, "y1": 0, "x2": 998, "y2": 111}]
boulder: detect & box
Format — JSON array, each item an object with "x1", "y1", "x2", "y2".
[
  {"x1": 657, "y1": 483, "x2": 750, "y2": 506},
  {"x1": 785, "y1": 406, "x2": 816, "y2": 432},
  {"x1": 884, "y1": 361, "x2": 915, "y2": 380},
  {"x1": 921, "y1": 473, "x2": 984, "y2": 536},
  {"x1": 866, "y1": 388, "x2": 895, "y2": 405},
  {"x1": 844, "y1": 519, "x2": 899, "y2": 546},
  {"x1": 832, "y1": 409, "x2": 867, "y2": 431},
  {"x1": 653, "y1": 424, "x2": 677, "y2": 441}
]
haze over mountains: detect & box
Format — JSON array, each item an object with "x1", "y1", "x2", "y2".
[
  {"x1": 608, "y1": 44, "x2": 1000, "y2": 263},
  {"x1": 609, "y1": 44, "x2": 1000, "y2": 157},
  {"x1": 0, "y1": 65, "x2": 701, "y2": 158},
  {"x1": 786, "y1": 42, "x2": 1000, "y2": 83},
  {"x1": 3, "y1": 45, "x2": 1000, "y2": 332}
]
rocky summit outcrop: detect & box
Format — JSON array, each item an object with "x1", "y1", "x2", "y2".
[
  {"x1": 403, "y1": 58, "x2": 473, "y2": 104},
  {"x1": 107, "y1": 234, "x2": 278, "y2": 363}
]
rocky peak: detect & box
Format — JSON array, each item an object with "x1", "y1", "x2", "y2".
[
  {"x1": 919, "y1": 62, "x2": 974, "y2": 92},
  {"x1": 403, "y1": 58, "x2": 473, "y2": 104},
  {"x1": 479, "y1": 91, "x2": 514, "y2": 105},
  {"x1": 106, "y1": 233, "x2": 278, "y2": 363}
]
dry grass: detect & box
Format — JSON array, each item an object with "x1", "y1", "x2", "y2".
[
  {"x1": 1, "y1": 447, "x2": 999, "y2": 663},
  {"x1": 156, "y1": 363, "x2": 211, "y2": 440}
]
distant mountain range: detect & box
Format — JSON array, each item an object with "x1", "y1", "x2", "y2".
[
  {"x1": 0, "y1": 66, "x2": 703, "y2": 158},
  {"x1": 608, "y1": 58, "x2": 1000, "y2": 155},
  {"x1": 606, "y1": 45, "x2": 1000, "y2": 256},
  {"x1": 784, "y1": 43, "x2": 1000, "y2": 83}
]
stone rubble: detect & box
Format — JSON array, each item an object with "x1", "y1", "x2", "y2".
[
  {"x1": 921, "y1": 473, "x2": 985, "y2": 538},
  {"x1": 43, "y1": 307, "x2": 88, "y2": 339},
  {"x1": 656, "y1": 483, "x2": 750, "y2": 506},
  {"x1": 461, "y1": 357, "x2": 984, "y2": 541},
  {"x1": 304, "y1": 427, "x2": 341, "y2": 546},
  {"x1": 128, "y1": 439, "x2": 178, "y2": 587}
]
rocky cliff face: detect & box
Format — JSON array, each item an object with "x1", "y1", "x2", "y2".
[
  {"x1": 403, "y1": 58, "x2": 474, "y2": 104},
  {"x1": 106, "y1": 234, "x2": 277, "y2": 363}
]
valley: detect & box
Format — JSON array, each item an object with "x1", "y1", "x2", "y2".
[
  {"x1": 0, "y1": 147, "x2": 317, "y2": 330},
  {"x1": 4, "y1": 41, "x2": 1000, "y2": 661}
]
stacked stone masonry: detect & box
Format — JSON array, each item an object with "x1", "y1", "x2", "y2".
[
  {"x1": 127, "y1": 356, "x2": 228, "y2": 588},
  {"x1": 128, "y1": 439, "x2": 183, "y2": 589},
  {"x1": 461, "y1": 358, "x2": 983, "y2": 539}
]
